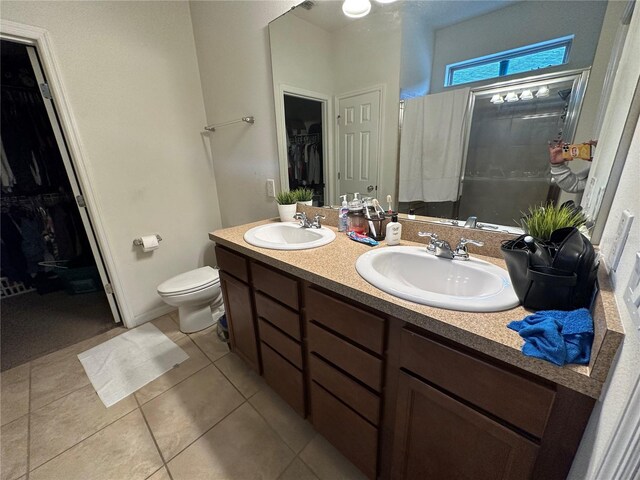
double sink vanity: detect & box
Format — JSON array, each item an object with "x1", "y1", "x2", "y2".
[{"x1": 209, "y1": 206, "x2": 623, "y2": 480}]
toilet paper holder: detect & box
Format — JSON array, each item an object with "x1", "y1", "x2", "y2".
[{"x1": 133, "y1": 234, "x2": 163, "y2": 247}]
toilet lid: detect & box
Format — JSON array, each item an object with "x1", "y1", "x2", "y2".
[{"x1": 157, "y1": 266, "x2": 220, "y2": 296}]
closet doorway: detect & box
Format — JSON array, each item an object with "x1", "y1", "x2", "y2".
[
  {"x1": 1, "y1": 40, "x2": 119, "y2": 371},
  {"x1": 283, "y1": 93, "x2": 327, "y2": 206}
]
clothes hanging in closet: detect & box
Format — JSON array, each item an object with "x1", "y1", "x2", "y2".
[
  {"x1": 1, "y1": 87, "x2": 67, "y2": 194},
  {"x1": 0, "y1": 196, "x2": 85, "y2": 284},
  {"x1": 287, "y1": 135, "x2": 321, "y2": 186}
]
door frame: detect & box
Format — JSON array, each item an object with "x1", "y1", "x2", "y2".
[
  {"x1": 335, "y1": 84, "x2": 385, "y2": 201},
  {"x1": 274, "y1": 84, "x2": 334, "y2": 205},
  {"x1": 1, "y1": 20, "x2": 125, "y2": 324}
]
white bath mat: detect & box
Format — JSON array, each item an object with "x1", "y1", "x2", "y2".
[{"x1": 78, "y1": 322, "x2": 189, "y2": 407}]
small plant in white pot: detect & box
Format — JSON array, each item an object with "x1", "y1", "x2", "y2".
[
  {"x1": 293, "y1": 187, "x2": 314, "y2": 206},
  {"x1": 276, "y1": 191, "x2": 297, "y2": 222}
]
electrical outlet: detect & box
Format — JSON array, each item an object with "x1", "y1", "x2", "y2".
[
  {"x1": 606, "y1": 210, "x2": 634, "y2": 281},
  {"x1": 266, "y1": 179, "x2": 275, "y2": 198},
  {"x1": 623, "y1": 252, "x2": 640, "y2": 335}
]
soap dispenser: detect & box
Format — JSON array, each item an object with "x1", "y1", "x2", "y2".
[
  {"x1": 385, "y1": 214, "x2": 402, "y2": 245},
  {"x1": 347, "y1": 193, "x2": 367, "y2": 235},
  {"x1": 338, "y1": 194, "x2": 349, "y2": 232}
]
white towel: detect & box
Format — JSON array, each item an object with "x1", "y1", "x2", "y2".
[
  {"x1": 399, "y1": 87, "x2": 470, "y2": 202},
  {"x1": 78, "y1": 323, "x2": 189, "y2": 407}
]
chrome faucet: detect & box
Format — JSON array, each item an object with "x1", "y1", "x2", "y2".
[
  {"x1": 418, "y1": 232, "x2": 484, "y2": 260},
  {"x1": 464, "y1": 216, "x2": 477, "y2": 228},
  {"x1": 293, "y1": 212, "x2": 325, "y2": 229},
  {"x1": 453, "y1": 237, "x2": 485, "y2": 260},
  {"x1": 417, "y1": 232, "x2": 439, "y2": 255}
]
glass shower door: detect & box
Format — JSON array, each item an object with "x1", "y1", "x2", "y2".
[{"x1": 457, "y1": 72, "x2": 587, "y2": 226}]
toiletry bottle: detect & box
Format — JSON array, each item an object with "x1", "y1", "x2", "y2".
[
  {"x1": 523, "y1": 235, "x2": 552, "y2": 266},
  {"x1": 347, "y1": 194, "x2": 367, "y2": 235},
  {"x1": 385, "y1": 214, "x2": 402, "y2": 245},
  {"x1": 338, "y1": 195, "x2": 349, "y2": 232},
  {"x1": 408, "y1": 209, "x2": 416, "y2": 220}
]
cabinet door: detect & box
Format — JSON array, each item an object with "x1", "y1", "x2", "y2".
[
  {"x1": 219, "y1": 271, "x2": 260, "y2": 373},
  {"x1": 391, "y1": 372, "x2": 538, "y2": 480}
]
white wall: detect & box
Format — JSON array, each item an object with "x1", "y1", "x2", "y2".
[
  {"x1": 399, "y1": 8, "x2": 434, "y2": 99},
  {"x1": 2, "y1": 1, "x2": 222, "y2": 327},
  {"x1": 190, "y1": 0, "x2": 297, "y2": 227},
  {"x1": 569, "y1": 8, "x2": 640, "y2": 477},
  {"x1": 269, "y1": 13, "x2": 334, "y2": 99},
  {"x1": 430, "y1": 1, "x2": 607, "y2": 93}
]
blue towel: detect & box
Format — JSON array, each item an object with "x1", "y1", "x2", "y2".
[{"x1": 507, "y1": 309, "x2": 594, "y2": 366}]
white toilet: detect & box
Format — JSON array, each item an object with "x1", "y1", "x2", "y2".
[{"x1": 157, "y1": 266, "x2": 223, "y2": 333}]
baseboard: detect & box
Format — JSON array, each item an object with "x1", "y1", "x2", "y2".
[{"x1": 127, "y1": 304, "x2": 175, "y2": 328}]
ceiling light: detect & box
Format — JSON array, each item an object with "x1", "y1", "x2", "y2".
[
  {"x1": 342, "y1": 0, "x2": 371, "y2": 18},
  {"x1": 490, "y1": 94, "x2": 504, "y2": 104},
  {"x1": 520, "y1": 89, "x2": 534, "y2": 100},
  {"x1": 505, "y1": 92, "x2": 519, "y2": 103},
  {"x1": 536, "y1": 86, "x2": 550, "y2": 97}
]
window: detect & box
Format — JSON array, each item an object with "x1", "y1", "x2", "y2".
[{"x1": 445, "y1": 36, "x2": 573, "y2": 87}]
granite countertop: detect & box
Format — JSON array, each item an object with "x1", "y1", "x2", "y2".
[{"x1": 210, "y1": 218, "x2": 624, "y2": 399}]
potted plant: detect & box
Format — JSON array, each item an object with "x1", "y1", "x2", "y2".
[
  {"x1": 276, "y1": 190, "x2": 297, "y2": 222},
  {"x1": 293, "y1": 187, "x2": 314, "y2": 206},
  {"x1": 520, "y1": 203, "x2": 587, "y2": 242}
]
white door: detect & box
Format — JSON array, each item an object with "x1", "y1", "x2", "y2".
[
  {"x1": 26, "y1": 46, "x2": 122, "y2": 323},
  {"x1": 338, "y1": 90, "x2": 381, "y2": 197}
]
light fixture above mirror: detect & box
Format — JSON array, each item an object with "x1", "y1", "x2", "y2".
[
  {"x1": 342, "y1": 0, "x2": 397, "y2": 19},
  {"x1": 342, "y1": 0, "x2": 371, "y2": 19}
]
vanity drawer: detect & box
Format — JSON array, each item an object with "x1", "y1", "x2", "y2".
[
  {"x1": 215, "y1": 246, "x2": 249, "y2": 283},
  {"x1": 311, "y1": 381, "x2": 378, "y2": 480},
  {"x1": 309, "y1": 353, "x2": 380, "y2": 426},
  {"x1": 305, "y1": 287, "x2": 385, "y2": 354},
  {"x1": 400, "y1": 328, "x2": 555, "y2": 438},
  {"x1": 255, "y1": 292, "x2": 301, "y2": 340},
  {"x1": 258, "y1": 318, "x2": 303, "y2": 369},
  {"x1": 261, "y1": 342, "x2": 305, "y2": 417},
  {"x1": 308, "y1": 322, "x2": 383, "y2": 392},
  {"x1": 251, "y1": 263, "x2": 299, "y2": 310}
]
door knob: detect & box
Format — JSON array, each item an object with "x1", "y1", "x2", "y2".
[{"x1": 367, "y1": 185, "x2": 374, "y2": 192}]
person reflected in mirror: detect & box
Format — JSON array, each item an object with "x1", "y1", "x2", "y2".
[{"x1": 548, "y1": 139, "x2": 597, "y2": 193}]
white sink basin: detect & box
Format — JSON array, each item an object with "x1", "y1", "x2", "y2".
[
  {"x1": 356, "y1": 246, "x2": 519, "y2": 312},
  {"x1": 244, "y1": 223, "x2": 336, "y2": 250}
]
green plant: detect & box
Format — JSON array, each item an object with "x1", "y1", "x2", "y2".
[
  {"x1": 275, "y1": 190, "x2": 296, "y2": 205},
  {"x1": 520, "y1": 203, "x2": 586, "y2": 241},
  {"x1": 293, "y1": 187, "x2": 314, "y2": 202}
]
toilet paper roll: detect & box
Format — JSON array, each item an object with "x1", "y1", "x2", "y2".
[{"x1": 141, "y1": 235, "x2": 160, "y2": 252}]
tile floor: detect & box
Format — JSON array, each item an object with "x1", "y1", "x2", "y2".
[{"x1": 0, "y1": 312, "x2": 366, "y2": 480}]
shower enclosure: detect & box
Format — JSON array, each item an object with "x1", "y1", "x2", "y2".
[{"x1": 457, "y1": 70, "x2": 589, "y2": 225}]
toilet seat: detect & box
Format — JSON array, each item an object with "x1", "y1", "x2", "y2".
[{"x1": 157, "y1": 267, "x2": 220, "y2": 296}]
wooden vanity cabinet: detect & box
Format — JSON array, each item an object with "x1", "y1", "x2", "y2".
[
  {"x1": 216, "y1": 246, "x2": 260, "y2": 373},
  {"x1": 304, "y1": 285, "x2": 387, "y2": 480},
  {"x1": 381, "y1": 321, "x2": 596, "y2": 480},
  {"x1": 252, "y1": 262, "x2": 306, "y2": 417},
  {"x1": 216, "y1": 245, "x2": 596, "y2": 480}
]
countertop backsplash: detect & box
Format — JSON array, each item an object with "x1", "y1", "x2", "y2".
[{"x1": 296, "y1": 204, "x2": 518, "y2": 259}]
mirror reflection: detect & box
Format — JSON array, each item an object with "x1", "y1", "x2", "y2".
[{"x1": 269, "y1": 0, "x2": 630, "y2": 232}]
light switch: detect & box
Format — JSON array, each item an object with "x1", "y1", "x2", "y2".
[{"x1": 266, "y1": 179, "x2": 276, "y2": 198}]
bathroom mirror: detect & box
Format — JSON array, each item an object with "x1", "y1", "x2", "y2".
[{"x1": 269, "y1": 0, "x2": 634, "y2": 234}]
